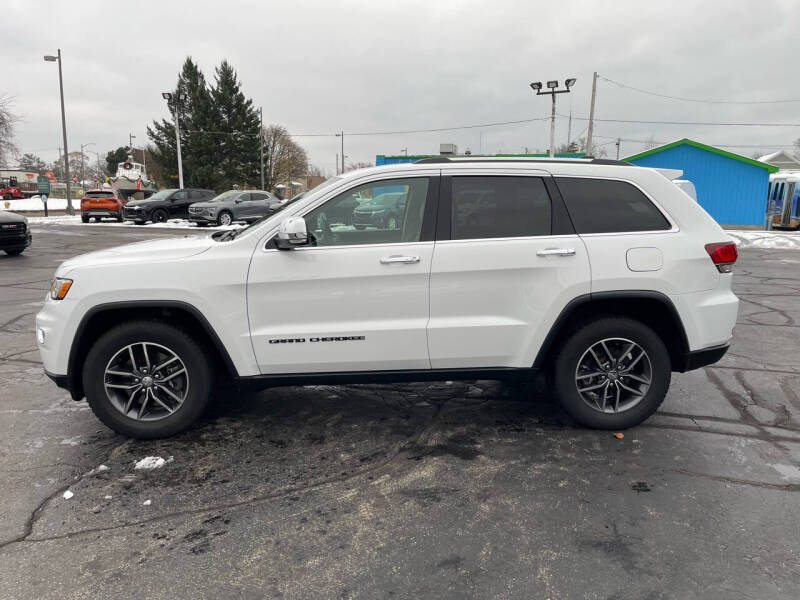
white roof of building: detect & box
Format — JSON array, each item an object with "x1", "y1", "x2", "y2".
[{"x1": 757, "y1": 150, "x2": 800, "y2": 171}]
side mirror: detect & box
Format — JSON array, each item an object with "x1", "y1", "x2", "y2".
[{"x1": 275, "y1": 216, "x2": 309, "y2": 250}]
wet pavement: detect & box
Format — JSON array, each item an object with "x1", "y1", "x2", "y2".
[{"x1": 1, "y1": 223, "x2": 799, "y2": 599}]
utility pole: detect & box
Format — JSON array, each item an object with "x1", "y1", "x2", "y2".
[
  {"x1": 129, "y1": 133, "x2": 135, "y2": 157},
  {"x1": 616, "y1": 138, "x2": 621, "y2": 160},
  {"x1": 335, "y1": 153, "x2": 339, "y2": 175},
  {"x1": 44, "y1": 49, "x2": 73, "y2": 214},
  {"x1": 80, "y1": 142, "x2": 94, "y2": 188},
  {"x1": 567, "y1": 104, "x2": 573, "y2": 150},
  {"x1": 530, "y1": 79, "x2": 576, "y2": 158},
  {"x1": 259, "y1": 107, "x2": 265, "y2": 190},
  {"x1": 585, "y1": 71, "x2": 598, "y2": 157}
]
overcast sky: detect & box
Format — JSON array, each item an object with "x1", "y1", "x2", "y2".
[{"x1": 5, "y1": 0, "x2": 799, "y2": 174}]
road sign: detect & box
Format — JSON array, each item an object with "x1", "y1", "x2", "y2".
[
  {"x1": 72, "y1": 174, "x2": 78, "y2": 184},
  {"x1": 37, "y1": 176, "x2": 51, "y2": 195}
]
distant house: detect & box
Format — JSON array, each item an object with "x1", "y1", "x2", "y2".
[
  {"x1": 757, "y1": 150, "x2": 800, "y2": 172},
  {"x1": 626, "y1": 139, "x2": 778, "y2": 227}
]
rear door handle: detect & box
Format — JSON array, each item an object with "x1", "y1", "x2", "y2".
[
  {"x1": 536, "y1": 247, "x2": 576, "y2": 257},
  {"x1": 380, "y1": 255, "x2": 421, "y2": 264}
]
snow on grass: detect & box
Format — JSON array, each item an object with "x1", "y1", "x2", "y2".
[
  {"x1": 726, "y1": 230, "x2": 800, "y2": 250},
  {"x1": 97, "y1": 464, "x2": 110, "y2": 472},
  {"x1": 134, "y1": 456, "x2": 173, "y2": 470},
  {"x1": 1, "y1": 196, "x2": 69, "y2": 211},
  {"x1": 143, "y1": 499, "x2": 152, "y2": 506},
  {"x1": 62, "y1": 490, "x2": 74, "y2": 500}
]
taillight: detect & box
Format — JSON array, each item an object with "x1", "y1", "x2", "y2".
[{"x1": 705, "y1": 242, "x2": 738, "y2": 273}]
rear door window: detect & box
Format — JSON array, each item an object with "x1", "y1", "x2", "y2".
[
  {"x1": 555, "y1": 177, "x2": 671, "y2": 234},
  {"x1": 450, "y1": 176, "x2": 551, "y2": 240}
]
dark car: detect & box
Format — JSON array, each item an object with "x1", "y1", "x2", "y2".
[
  {"x1": 0, "y1": 211, "x2": 31, "y2": 256},
  {"x1": 351, "y1": 192, "x2": 407, "y2": 230},
  {"x1": 188, "y1": 190, "x2": 282, "y2": 226},
  {"x1": 122, "y1": 188, "x2": 215, "y2": 224},
  {"x1": 80, "y1": 189, "x2": 127, "y2": 223}
]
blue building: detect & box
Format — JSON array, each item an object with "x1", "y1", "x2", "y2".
[{"x1": 625, "y1": 139, "x2": 778, "y2": 226}]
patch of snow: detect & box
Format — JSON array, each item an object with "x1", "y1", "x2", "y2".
[
  {"x1": 60, "y1": 436, "x2": 81, "y2": 446},
  {"x1": 97, "y1": 464, "x2": 110, "y2": 472},
  {"x1": 143, "y1": 499, "x2": 152, "y2": 506},
  {"x1": 2, "y1": 197, "x2": 69, "y2": 211},
  {"x1": 726, "y1": 230, "x2": 800, "y2": 250},
  {"x1": 104, "y1": 495, "x2": 112, "y2": 500},
  {"x1": 26, "y1": 214, "x2": 243, "y2": 231},
  {"x1": 134, "y1": 455, "x2": 173, "y2": 470},
  {"x1": 62, "y1": 490, "x2": 74, "y2": 500}
]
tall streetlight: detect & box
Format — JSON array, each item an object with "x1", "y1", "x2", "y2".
[
  {"x1": 530, "y1": 78, "x2": 576, "y2": 158},
  {"x1": 335, "y1": 131, "x2": 344, "y2": 174},
  {"x1": 161, "y1": 92, "x2": 184, "y2": 188},
  {"x1": 44, "y1": 50, "x2": 73, "y2": 214},
  {"x1": 80, "y1": 142, "x2": 94, "y2": 187}
]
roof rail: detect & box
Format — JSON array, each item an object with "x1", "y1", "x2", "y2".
[{"x1": 414, "y1": 157, "x2": 634, "y2": 167}]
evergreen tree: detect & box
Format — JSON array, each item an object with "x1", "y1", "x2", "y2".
[
  {"x1": 19, "y1": 153, "x2": 47, "y2": 172},
  {"x1": 209, "y1": 60, "x2": 261, "y2": 190},
  {"x1": 105, "y1": 146, "x2": 128, "y2": 175},
  {"x1": 147, "y1": 57, "x2": 214, "y2": 188}
]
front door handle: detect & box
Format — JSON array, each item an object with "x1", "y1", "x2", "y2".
[
  {"x1": 380, "y1": 255, "x2": 421, "y2": 264},
  {"x1": 536, "y1": 247, "x2": 576, "y2": 257}
]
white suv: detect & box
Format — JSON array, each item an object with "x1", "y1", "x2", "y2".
[{"x1": 36, "y1": 158, "x2": 739, "y2": 438}]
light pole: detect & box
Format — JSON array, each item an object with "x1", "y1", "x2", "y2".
[
  {"x1": 161, "y1": 92, "x2": 184, "y2": 188},
  {"x1": 44, "y1": 50, "x2": 73, "y2": 214},
  {"x1": 259, "y1": 107, "x2": 265, "y2": 190},
  {"x1": 80, "y1": 142, "x2": 94, "y2": 188},
  {"x1": 530, "y1": 78, "x2": 576, "y2": 158},
  {"x1": 335, "y1": 131, "x2": 344, "y2": 174}
]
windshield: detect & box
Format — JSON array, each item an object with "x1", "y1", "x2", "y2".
[
  {"x1": 215, "y1": 177, "x2": 343, "y2": 242},
  {"x1": 85, "y1": 192, "x2": 114, "y2": 198},
  {"x1": 364, "y1": 193, "x2": 401, "y2": 206},
  {"x1": 207, "y1": 190, "x2": 242, "y2": 203},
  {"x1": 144, "y1": 189, "x2": 176, "y2": 201}
]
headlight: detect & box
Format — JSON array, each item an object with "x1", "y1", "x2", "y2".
[{"x1": 49, "y1": 278, "x2": 73, "y2": 300}]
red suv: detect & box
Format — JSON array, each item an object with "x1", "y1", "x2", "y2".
[{"x1": 80, "y1": 190, "x2": 127, "y2": 223}]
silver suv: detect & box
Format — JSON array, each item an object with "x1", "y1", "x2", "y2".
[{"x1": 188, "y1": 190, "x2": 282, "y2": 226}]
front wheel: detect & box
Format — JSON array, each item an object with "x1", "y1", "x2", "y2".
[
  {"x1": 152, "y1": 209, "x2": 168, "y2": 224},
  {"x1": 217, "y1": 211, "x2": 233, "y2": 227},
  {"x1": 82, "y1": 321, "x2": 213, "y2": 438},
  {"x1": 553, "y1": 317, "x2": 671, "y2": 430}
]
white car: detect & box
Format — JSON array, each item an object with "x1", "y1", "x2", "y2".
[{"x1": 36, "y1": 158, "x2": 739, "y2": 438}]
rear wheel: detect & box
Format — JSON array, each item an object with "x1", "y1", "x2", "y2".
[
  {"x1": 4, "y1": 248, "x2": 24, "y2": 256},
  {"x1": 553, "y1": 317, "x2": 670, "y2": 430},
  {"x1": 81, "y1": 214, "x2": 90, "y2": 223},
  {"x1": 82, "y1": 321, "x2": 213, "y2": 438},
  {"x1": 152, "y1": 209, "x2": 168, "y2": 224},
  {"x1": 93, "y1": 216, "x2": 101, "y2": 222},
  {"x1": 116, "y1": 212, "x2": 123, "y2": 222}
]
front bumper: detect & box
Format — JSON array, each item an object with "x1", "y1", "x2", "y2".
[
  {"x1": 0, "y1": 230, "x2": 32, "y2": 250},
  {"x1": 189, "y1": 213, "x2": 217, "y2": 223},
  {"x1": 123, "y1": 208, "x2": 149, "y2": 221}
]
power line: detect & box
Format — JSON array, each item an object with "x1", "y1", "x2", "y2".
[
  {"x1": 558, "y1": 113, "x2": 800, "y2": 127},
  {"x1": 289, "y1": 117, "x2": 552, "y2": 138},
  {"x1": 598, "y1": 75, "x2": 800, "y2": 105},
  {"x1": 593, "y1": 134, "x2": 797, "y2": 149}
]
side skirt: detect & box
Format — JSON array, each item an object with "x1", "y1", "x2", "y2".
[{"x1": 235, "y1": 367, "x2": 537, "y2": 391}]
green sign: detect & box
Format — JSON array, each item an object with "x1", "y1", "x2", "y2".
[{"x1": 37, "y1": 176, "x2": 51, "y2": 195}]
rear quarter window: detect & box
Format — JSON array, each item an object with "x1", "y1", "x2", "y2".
[{"x1": 555, "y1": 177, "x2": 671, "y2": 234}]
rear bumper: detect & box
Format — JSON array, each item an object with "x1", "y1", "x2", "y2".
[
  {"x1": 82, "y1": 209, "x2": 121, "y2": 217},
  {"x1": 682, "y1": 342, "x2": 729, "y2": 372}
]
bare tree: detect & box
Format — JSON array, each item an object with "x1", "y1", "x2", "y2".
[
  {"x1": 643, "y1": 134, "x2": 657, "y2": 151},
  {"x1": 0, "y1": 96, "x2": 20, "y2": 165},
  {"x1": 262, "y1": 124, "x2": 308, "y2": 190},
  {"x1": 307, "y1": 164, "x2": 329, "y2": 178},
  {"x1": 344, "y1": 161, "x2": 373, "y2": 172},
  {"x1": 576, "y1": 136, "x2": 608, "y2": 158}
]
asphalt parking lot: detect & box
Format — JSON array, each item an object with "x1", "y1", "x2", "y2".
[{"x1": 1, "y1": 223, "x2": 799, "y2": 599}]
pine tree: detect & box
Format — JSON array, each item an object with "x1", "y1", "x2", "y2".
[
  {"x1": 147, "y1": 57, "x2": 214, "y2": 189},
  {"x1": 209, "y1": 60, "x2": 261, "y2": 190}
]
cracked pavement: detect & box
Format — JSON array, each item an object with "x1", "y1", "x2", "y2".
[{"x1": 1, "y1": 224, "x2": 799, "y2": 599}]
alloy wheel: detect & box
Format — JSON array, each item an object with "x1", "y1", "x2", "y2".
[
  {"x1": 574, "y1": 337, "x2": 652, "y2": 414},
  {"x1": 103, "y1": 342, "x2": 189, "y2": 421},
  {"x1": 219, "y1": 212, "x2": 232, "y2": 226}
]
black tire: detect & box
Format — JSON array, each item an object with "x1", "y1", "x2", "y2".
[
  {"x1": 152, "y1": 209, "x2": 168, "y2": 224},
  {"x1": 93, "y1": 216, "x2": 101, "y2": 222},
  {"x1": 81, "y1": 214, "x2": 90, "y2": 223},
  {"x1": 134, "y1": 220, "x2": 146, "y2": 225},
  {"x1": 553, "y1": 317, "x2": 670, "y2": 430},
  {"x1": 195, "y1": 222, "x2": 208, "y2": 227},
  {"x1": 4, "y1": 248, "x2": 24, "y2": 256},
  {"x1": 116, "y1": 213, "x2": 123, "y2": 222},
  {"x1": 82, "y1": 321, "x2": 213, "y2": 439},
  {"x1": 3, "y1": 193, "x2": 10, "y2": 201},
  {"x1": 217, "y1": 211, "x2": 233, "y2": 227},
  {"x1": 354, "y1": 225, "x2": 365, "y2": 230}
]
